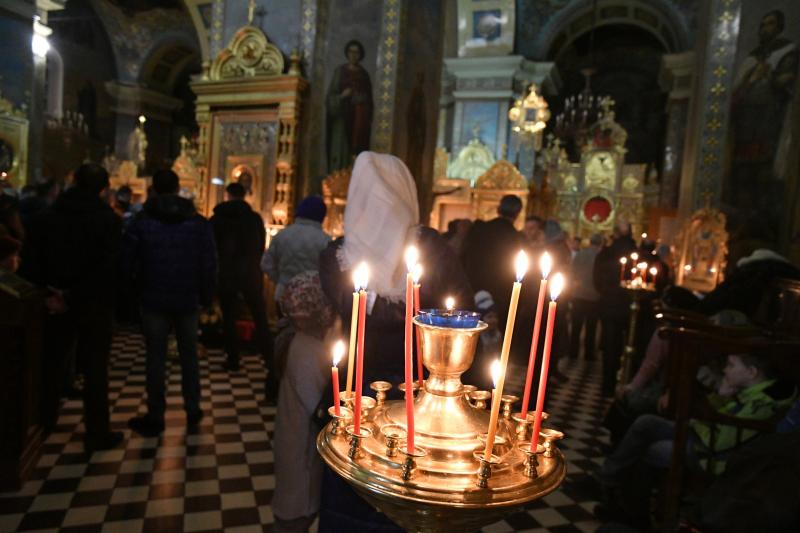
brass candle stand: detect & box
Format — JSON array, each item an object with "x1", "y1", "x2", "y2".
[
  {"x1": 317, "y1": 317, "x2": 567, "y2": 533},
  {"x1": 618, "y1": 280, "x2": 656, "y2": 392}
]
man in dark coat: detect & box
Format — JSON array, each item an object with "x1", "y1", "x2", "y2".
[
  {"x1": 210, "y1": 182, "x2": 273, "y2": 381},
  {"x1": 594, "y1": 220, "x2": 637, "y2": 396},
  {"x1": 26, "y1": 163, "x2": 122, "y2": 451},
  {"x1": 460, "y1": 195, "x2": 537, "y2": 366},
  {"x1": 122, "y1": 169, "x2": 217, "y2": 436}
]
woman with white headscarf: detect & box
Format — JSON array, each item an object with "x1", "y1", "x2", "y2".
[{"x1": 317, "y1": 152, "x2": 472, "y2": 531}]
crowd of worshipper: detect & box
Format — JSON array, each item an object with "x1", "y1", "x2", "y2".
[{"x1": 1, "y1": 151, "x2": 799, "y2": 533}]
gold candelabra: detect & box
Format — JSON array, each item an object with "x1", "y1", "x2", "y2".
[
  {"x1": 617, "y1": 280, "x2": 656, "y2": 391},
  {"x1": 317, "y1": 317, "x2": 567, "y2": 532}
]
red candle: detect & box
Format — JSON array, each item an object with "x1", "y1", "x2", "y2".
[
  {"x1": 649, "y1": 266, "x2": 658, "y2": 285},
  {"x1": 530, "y1": 273, "x2": 565, "y2": 450},
  {"x1": 521, "y1": 252, "x2": 552, "y2": 417},
  {"x1": 619, "y1": 257, "x2": 627, "y2": 282},
  {"x1": 352, "y1": 263, "x2": 369, "y2": 434},
  {"x1": 412, "y1": 264, "x2": 423, "y2": 387},
  {"x1": 331, "y1": 341, "x2": 345, "y2": 416},
  {"x1": 404, "y1": 246, "x2": 419, "y2": 453}
]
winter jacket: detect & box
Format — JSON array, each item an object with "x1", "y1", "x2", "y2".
[
  {"x1": 691, "y1": 379, "x2": 797, "y2": 473},
  {"x1": 210, "y1": 199, "x2": 265, "y2": 291},
  {"x1": 25, "y1": 187, "x2": 121, "y2": 315},
  {"x1": 262, "y1": 218, "x2": 331, "y2": 300},
  {"x1": 121, "y1": 194, "x2": 217, "y2": 313}
]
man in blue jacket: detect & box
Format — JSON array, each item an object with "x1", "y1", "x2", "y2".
[{"x1": 122, "y1": 169, "x2": 217, "y2": 436}]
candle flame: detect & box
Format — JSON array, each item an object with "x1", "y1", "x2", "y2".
[
  {"x1": 540, "y1": 252, "x2": 552, "y2": 279},
  {"x1": 631, "y1": 252, "x2": 639, "y2": 261},
  {"x1": 637, "y1": 262, "x2": 648, "y2": 270},
  {"x1": 631, "y1": 268, "x2": 637, "y2": 274},
  {"x1": 684, "y1": 264, "x2": 692, "y2": 272},
  {"x1": 490, "y1": 359, "x2": 502, "y2": 389},
  {"x1": 515, "y1": 250, "x2": 529, "y2": 282},
  {"x1": 649, "y1": 267, "x2": 658, "y2": 276},
  {"x1": 411, "y1": 263, "x2": 423, "y2": 284},
  {"x1": 550, "y1": 273, "x2": 565, "y2": 301},
  {"x1": 353, "y1": 262, "x2": 370, "y2": 291},
  {"x1": 404, "y1": 245, "x2": 419, "y2": 273},
  {"x1": 619, "y1": 257, "x2": 627, "y2": 265},
  {"x1": 642, "y1": 232, "x2": 648, "y2": 239},
  {"x1": 445, "y1": 296, "x2": 455, "y2": 311},
  {"x1": 332, "y1": 340, "x2": 345, "y2": 366}
]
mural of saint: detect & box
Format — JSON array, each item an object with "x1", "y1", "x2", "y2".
[
  {"x1": 728, "y1": 9, "x2": 798, "y2": 211},
  {"x1": 326, "y1": 40, "x2": 373, "y2": 173}
]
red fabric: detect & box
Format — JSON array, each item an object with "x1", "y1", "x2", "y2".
[
  {"x1": 236, "y1": 320, "x2": 254, "y2": 342},
  {"x1": 583, "y1": 197, "x2": 612, "y2": 223}
]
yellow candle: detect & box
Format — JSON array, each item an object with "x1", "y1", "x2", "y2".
[
  {"x1": 345, "y1": 289, "x2": 359, "y2": 395},
  {"x1": 484, "y1": 250, "x2": 528, "y2": 460}
]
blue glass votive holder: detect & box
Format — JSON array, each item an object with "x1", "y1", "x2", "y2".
[{"x1": 416, "y1": 309, "x2": 482, "y2": 328}]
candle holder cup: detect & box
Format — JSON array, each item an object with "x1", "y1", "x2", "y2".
[
  {"x1": 346, "y1": 425, "x2": 373, "y2": 460},
  {"x1": 328, "y1": 406, "x2": 353, "y2": 436},
  {"x1": 340, "y1": 391, "x2": 356, "y2": 411},
  {"x1": 370, "y1": 381, "x2": 393, "y2": 406},
  {"x1": 397, "y1": 381, "x2": 421, "y2": 399},
  {"x1": 360, "y1": 396, "x2": 377, "y2": 420},
  {"x1": 473, "y1": 452, "x2": 501, "y2": 488},
  {"x1": 462, "y1": 384, "x2": 477, "y2": 403},
  {"x1": 518, "y1": 442, "x2": 546, "y2": 478},
  {"x1": 538, "y1": 428, "x2": 564, "y2": 458},
  {"x1": 469, "y1": 390, "x2": 492, "y2": 409},
  {"x1": 380, "y1": 424, "x2": 407, "y2": 458},
  {"x1": 501, "y1": 395, "x2": 519, "y2": 419},
  {"x1": 511, "y1": 411, "x2": 548, "y2": 442},
  {"x1": 399, "y1": 445, "x2": 427, "y2": 481}
]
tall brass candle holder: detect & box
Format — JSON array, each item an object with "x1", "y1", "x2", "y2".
[
  {"x1": 318, "y1": 313, "x2": 567, "y2": 532},
  {"x1": 618, "y1": 280, "x2": 656, "y2": 391}
]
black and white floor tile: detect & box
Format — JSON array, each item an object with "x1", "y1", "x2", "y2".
[{"x1": 0, "y1": 329, "x2": 610, "y2": 533}]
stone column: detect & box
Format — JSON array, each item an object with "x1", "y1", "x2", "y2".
[{"x1": 658, "y1": 51, "x2": 694, "y2": 209}]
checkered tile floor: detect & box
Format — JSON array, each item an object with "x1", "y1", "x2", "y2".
[{"x1": 0, "y1": 329, "x2": 610, "y2": 533}]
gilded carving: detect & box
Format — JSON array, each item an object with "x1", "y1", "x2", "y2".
[
  {"x1": 210, "y1": 26, "x2": 285, "y2": 81},
  {"x1": 674, "y1": 207, "x2": 728, "y2": 293},
  {"x1": 446, "y1": 137, "x2": 496, "y2": 185},
  {"x1": 322, "y1": 168, "x2": 352, "y2": 238},
  {"x1": 475, "y1": 160, "x2": 527, "y2": 190}
]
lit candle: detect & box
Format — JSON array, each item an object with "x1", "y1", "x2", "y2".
[
  {"x1": 445, "y1": 296, "x2": 455, "y2": 314},
  {"x1": 530, "y1": 273, "x2": 565, "y2": 450},
  {"x1": 412, "y1": 263, "x2": 423, "y2": 387},
  {"x1": 331, "y1": 340, "x2": 345, "y2": 416},
  {"x1": 345, "y1": 279, "x2": 359, "y2": 396},
  {"x1": 353, "y1": 262, "x2": 369, "y2": 434},
  {"x1": 404, "y1": 246, "x2": 419, "y2": 453},
  {"x1": 619, "y1": 257, "x2": 627, "y2": 282},
  {"x1": 631, "y1": 252, "x2": 639, "y2": 263},
  {"x1": 521, "y1": 252, "x2": 552, "y2": 417},
  {"x1": 684, "y1": 264, "x2": 693, "y2": 273},
  {"x1": 637, "y1": 262, "x2": 648, "y2": 280},
  {"x1": 641, "y1": 232, "x2": 648, "y2": 240},
  {"x1": 484, "y1": 251, "x2": 528, "y2": 460},
  {"x1": 649, "y1": 266, "x2": 658, "y2": 285}
]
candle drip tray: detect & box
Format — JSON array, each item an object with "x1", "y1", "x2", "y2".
[{"x1": 317, "y1": 318, "x2": 567, "y2": 533}]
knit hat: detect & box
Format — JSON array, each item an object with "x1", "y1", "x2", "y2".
[
  {"x1": 295, "y1": 195, "x2": 327, "y2": 223},
  {"x1": 474, "y1": 290, "x2": 495, "y2": 314}
]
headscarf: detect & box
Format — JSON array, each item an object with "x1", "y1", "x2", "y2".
[
  {"x1": 279, "y1": 271, "x2": 335, "y2": 333},
  {"x1": 341, "y1": 151, "x2": 419, "y2": 299}
]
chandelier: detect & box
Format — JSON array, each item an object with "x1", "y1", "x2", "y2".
[
  {"x1": 552, "y1": 67, "x2": 608, "y2": 148},
  {"x1": 508, "y1": 83, "x2": 551, "y2": 151}
]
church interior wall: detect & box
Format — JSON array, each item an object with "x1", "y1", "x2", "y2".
[
  {"x1": 393, "y1": 0, "x2": 447, "y2": 224},
  {"x1": 0, "y1": 9, "x2": 35, "y2": 112}
]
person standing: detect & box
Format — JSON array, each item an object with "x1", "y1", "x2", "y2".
[
  {"x1": 262, "y1": 195, "x2": 331, "y2": 303},
  {"x1": 569, "y1": 233, "x2": 602, "y2": 360},
  {"x1": 122, "y1": 169, "x2": 217, "y2": 436},
  {"x1": 26, "y1": 163, "x2": 122, "y2": 450},
  {"x1": 594, "y1": 220, "x2": 637, "y2": 396},
  {"x1": 211, "y1": 182, "x2": 273, "y2": 374}
]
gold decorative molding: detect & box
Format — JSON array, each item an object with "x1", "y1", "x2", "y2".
[
  {"x1": 446, "y1": 137, "x2": 496, "y2": 185},
  {"x1": 322, "y1": 167, "x2": 352, "y2": 237},
  {"x1": 674, "y1": 207, "x2": 728, "y2": 293},
  {"x1": 209, "y1": 25, "x2": 285, "y2": 81},
  {"x1": 475, "y1": 159, "x2": 527, "y2": 190}
]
